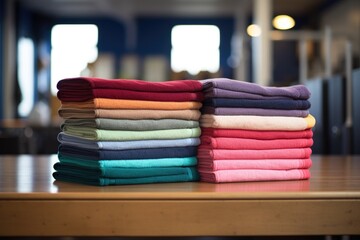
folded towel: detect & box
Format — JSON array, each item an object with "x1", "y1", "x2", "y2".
[
  {"x1": 61, "y1": 99, "x2": 202, "y2": 110},
  {"x1": 62, "y1": 118, "x2": 199, "y2": 131},
  {"x1": 53, "y1": 168, "x2": 199, "y2": 186},
  {"x1": 54, "y1": 162, "x2": 195, "y2": 178},
  {"x1": 62, "y1": 126, "x2": 201, "y2": 141},
  {"x1": 197, "y1": 147, "x2": 312, "y2": 160},
  {"x1": 201, "y1": 128, "x2": 313, "y2": 140},
  {"x1": 58, "y1": 154, "x2": 198, "y2": 168},
  {"x1": 200, "y1": 114, "x2": 315, "y2": 130},
  {"x1": 201, "y1": 106, "x2": 309, "y2": 117},
  {"x1": 201, "y1": 78, "x2": 310, "y2": 100},
  {"x1": 58, "y1": 132, "x2": 200, "y2": 150},
  {"x1": 57, "y1": 77, "x2": 202, "y2": 92},
  {"x1": 58, "y1": 108, "x2": 201, "y2": 120},
  {"x1": 198, "y1": 158, "x2": 312, "y2": 171},
  {"x1": 198, "y1": 168, "x2": 310, "y2": 183},
  {"x1": 58, "y1": 88, "x2": 203, "y2": 102},
  {"x1": 203, "y1": 98, "x2": 311, "y2": 110},
  {"x1": 203, "y1": 87, "x2": 296, "y2": 100},
  {"x1": 200, "y1": 136, "x2": 313, "y2": 149},
  {"x1": 59, "y1": 145, "x2": 198, "y2": 160}
]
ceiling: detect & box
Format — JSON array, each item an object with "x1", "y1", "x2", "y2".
[{"x1": 18, "y1": 0, "x2": 329, "y2": 20}]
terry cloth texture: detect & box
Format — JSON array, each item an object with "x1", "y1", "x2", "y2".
[
  {"x1": 201, "y1": 78, "x2": 310, "y2": 99},
  {"x1": 198, "y1": 158, "x2": 312, "y2": 171},
  {"x1": 203, "y1": 98, "x2": 311, "y2": 110},
  {"x1": 198, "y1": 168, "x2": 310, "y2": 183},
  {"x1": 62, "y1": 126, "x2": 201, "y2": 141},
  {"x1": 200, "y1": 114, "x2": 315, "y2": 130},
  {"x1": 58, "y1": 108, "x2": 201, "y2": 120},
  {"x1": 201, "y1": 107, "x2": 309, "y2": 117},
  {"x1": 62, "y1": 118, "x2": 199, "y2": 131},
  {"x1": 201, "y1": 128, "x2": 313, "y2": 139},
  {"x1": 61, "y1": 99, "x2": 202, "y2": 110},
  {"x1": 58, "y1": 133, "x2": 200, "y2": 150},
  {"x1": 59, "y1": 145, "x2": 198, "y2": 160}
]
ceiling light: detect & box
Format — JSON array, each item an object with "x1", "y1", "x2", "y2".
[
  {"x1": 272, "y1": 15, "x2": 295, "y2": 30},
  {"x1": 247, "y1": 24, "x2": 261, "y2": 37}
]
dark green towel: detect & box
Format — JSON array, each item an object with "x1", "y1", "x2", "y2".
[
  {"x1": 53, "y1": 166, "x2": 199, "y2": 186},
  {"x1": 54, "y1": 162, "x2": 195, "y2": 178}
]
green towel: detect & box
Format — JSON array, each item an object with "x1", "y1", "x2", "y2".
[
  {"x1": 54, "y1": 162, "x2": 196, "y2": 178},
  {"x1": 58, "y1": 153, "x2": 198, "y2": 168},
  {"x1": 62, "y1": 118, "x2": 199, "y2": 130},
  {"x1": 53, "y1": 167, "x2": 199, "y2": 186},
  {"x1": 62, "y1": 126, "x2": 201, "y2": 141}
]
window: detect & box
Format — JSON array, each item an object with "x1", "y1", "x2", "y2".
[
  {"x1": 171, "y1": 25, "x2": 220, "y2": 75},
  {"x1": 51, "y1": 24, "x2": 98, "y2": 95},
  {"x1": 17, "y1": 38, "x2": 35, "y2": 117}
]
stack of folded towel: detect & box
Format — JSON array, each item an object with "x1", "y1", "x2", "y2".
[
  {"x1": 198, "y1": 78, "x2": 316, "y2": 183},
  {"x1": 54, "y1": 77, "x2": 203, "y2": 185}
]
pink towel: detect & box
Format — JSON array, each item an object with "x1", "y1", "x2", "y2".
[
  {"x1": 199, "y1": 169, "x2": 311, "y2": 183},
  {"x1": 200, "y1": 114, "x2": 315, "y2": 131},
  {"x1": 201, "y1": 128, "x2": 313, "y2": 140},
  {"x1": 198, "y1": 158, "x2": 312, "y2": 171},
  {"x1": 200, "y1": 136, "x2": 313, "y2": 149},
  {"x1": 197, "y1": 147, "x2": 312, "y2": 160}
]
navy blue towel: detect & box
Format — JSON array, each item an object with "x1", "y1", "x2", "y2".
[
  {"x1": 58, "y1": 144, "x2": 197, "y2": 160},
  {"x1": 203, "y1": 98, "x2": 311, "y2": 110}
]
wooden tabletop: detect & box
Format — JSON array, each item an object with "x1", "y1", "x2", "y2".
[{"x1": 0, "y1": 155, "x2": 359, "y2": 236}]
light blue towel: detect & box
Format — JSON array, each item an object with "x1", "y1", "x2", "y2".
[{"x1": 57, "y1": 132, "x2": 200, "y2": 150}]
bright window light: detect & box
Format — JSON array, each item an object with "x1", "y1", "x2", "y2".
[
  {"x1": 272, "y1": 15, "x2": 295, "y2": 30},
  {"x1": 17, "y1": 38, "x2": 35, "y2": 117},
  {"x1": 51, "y1": 24, "x2": 98, "y2": 95},
  {"x1": 171, "y1": 25, "x2": 220, "y2": 75}
]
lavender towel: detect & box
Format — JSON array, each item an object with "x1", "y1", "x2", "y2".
[
  {"x1": 203, "y1": 98, "x2": 311, "y2": 110},
  {"x1": 201, "y1": 78, "x2": 310, "y2": 100},
  {"x1": 201, "y1": 107, "x2": 309, "y2": 117},
  {"x1": 203, "y1": 88, "x2": 295, "y2": 100}
]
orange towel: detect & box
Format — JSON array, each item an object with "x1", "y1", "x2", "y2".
[{"x1": 61, "y1": 98, "x2": 202, "y2": 110}]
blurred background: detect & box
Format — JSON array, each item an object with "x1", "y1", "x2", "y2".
[{"x1": 0, "y1": 0, "x2": 359, "y2": 155}]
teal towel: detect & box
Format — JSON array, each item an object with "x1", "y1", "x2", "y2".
[
  {"x1": 54, "y1": 162, "x2": 195, "y2": 178},
  {"x1": 53, "y1": 167, "x2": 199, "y2": 186},
  {"x1": 58, "y1": 153, "x2": 198, "y2": 168}
]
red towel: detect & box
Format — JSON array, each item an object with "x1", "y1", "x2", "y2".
[
  {"x1": 58, "y1": 88, "x2": 204, "y2": 102},
  {"x1": 201, "y1": 128, "x2": 313, "y2": 140},
  {"x1": 57, "y1": 77, "x2": 202, "y2": 101},
  {"x1": 200, "y1": 136, "x2": 313, "y2": 149},
  {"x1": 198, "y1": 158, "x2": 312, "y2": 171},
  {"x1": 199, "y1": 169, "x2": 311, "y2": 183},
  {"x1": 197, "y1": 147, "x2": 312, "y2": 160}
]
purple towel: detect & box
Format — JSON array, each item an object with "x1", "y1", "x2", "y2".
[
  {"x1": 203, "y1": 98, "x2": 311, "y2": 110},
  {"x1": 201, "y1": 107, "x2": 309, "y2": 117},
  {"x1": 201, "y1": 78, "x2": 310, "y2": 100},
  {"x1": 204, "y1": 87, "x2": 295, "y2": 100}
]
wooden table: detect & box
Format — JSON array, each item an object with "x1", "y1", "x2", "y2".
[{"x1": 0, "y1": 155, "x2": 359, "y2": 237}]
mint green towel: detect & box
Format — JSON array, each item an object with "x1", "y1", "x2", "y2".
[{"x1": 62, "y1": 126, "x2": 201, "y2": 141}]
